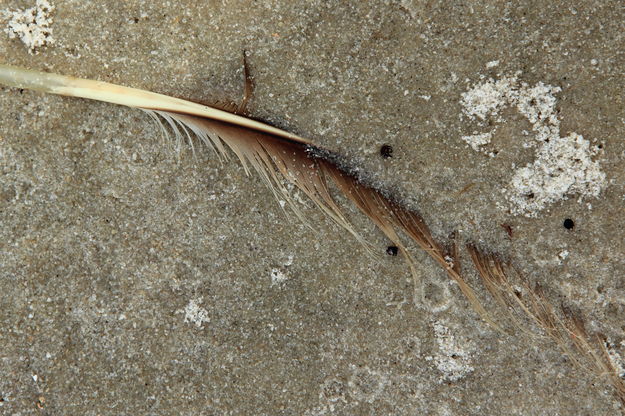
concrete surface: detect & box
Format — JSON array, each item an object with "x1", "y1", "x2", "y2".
[{"x1": 0, "y1": 0, "x2": 624, "y2": 414}]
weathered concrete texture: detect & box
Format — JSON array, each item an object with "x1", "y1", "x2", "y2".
[{"x1": 0, "y1": 1, "x2": 624, "y2": 414}]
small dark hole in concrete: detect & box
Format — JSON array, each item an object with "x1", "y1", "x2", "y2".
[
  {"x1": 563, "y1": 218, "x2": 575, "y2": 229},
  {"x1": 386, "y1": 246, "x2": 398, "y2": 256},
  {"x1": 380, "y1": 144, "x2": 393, "y2": 159}
]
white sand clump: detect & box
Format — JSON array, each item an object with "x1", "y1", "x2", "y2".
[
  {"x1": 428, "y1": 321, "x2": 475, "y2": 382},
  {"x1": 508, "y1": 133, "x2": 605, "y2": 215},
  {"x1": 3, "y1": 0, "x2": 55, "y2": 54},
  {"x1": 460, "y1": 74, "x2": 519, "y2": 122},
  {"x1": 460, "y1": 72, "x2": 607, "y2": 217},
  {"x1": 515, "y1": 82, "x2": 561, "y2": 126},
  {"x1": 270, "y1": 255, "x2": 294, "y2": 286}
]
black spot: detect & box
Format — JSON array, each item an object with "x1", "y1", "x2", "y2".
[
  {"x1": 563, "y1": 218, "x2": 575, "y2": 229},
  {"x1": 133, "y1": 17, "x2": 139, "y2": 23},
  {"x1": 386, "y1": 246, "x2": 398, "y2": 256},
  {"x1": 380, "y1": 144, "x2": 393, "y2": 159}
]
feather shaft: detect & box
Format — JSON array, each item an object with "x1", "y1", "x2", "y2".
[{"x1": 0, "y1": 64, "x2": 309, "y2": 144}]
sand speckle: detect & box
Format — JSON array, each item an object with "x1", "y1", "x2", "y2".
[
  {"x1": 606, "y1": 340, "x2": 625, "y2": 379},
  {"x1": 270, "y1": 268, "x2": 289, "y2": 286},
  {"x1": 177, "y1": 298, "x2": 210, "y2": 328},
  {"x1": 428, "y1": 321, "x2": 475, "y2": 382},
  {"x1": 461, "y1": 131, "x2": 494, "y2": 155}
]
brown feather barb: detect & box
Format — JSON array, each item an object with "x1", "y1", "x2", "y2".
[{"x1": 1, "y1": 63, "x2": 623, "y2": 408}]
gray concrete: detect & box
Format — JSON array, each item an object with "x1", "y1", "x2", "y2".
[{"x1": 0, "y1": 1, "x2": 623, "y2": 414}]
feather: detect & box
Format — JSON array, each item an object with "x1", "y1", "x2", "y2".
[
  {"x1": 0, "y1": 63, "x2": 490, "y2": 320},
  {"x1": 466, "y1": 245, "x2": 625, "y2": 405},
  {"x1": 1, "y1": 64, "x2": 623, "y2": 406}
]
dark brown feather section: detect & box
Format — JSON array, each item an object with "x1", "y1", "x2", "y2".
[
  {"x1": 158, "y1": 110, "x2": 625, "y2": 406},
  {"x1": 158, "y1": 110, "x2": 500, "y2": 326}
]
